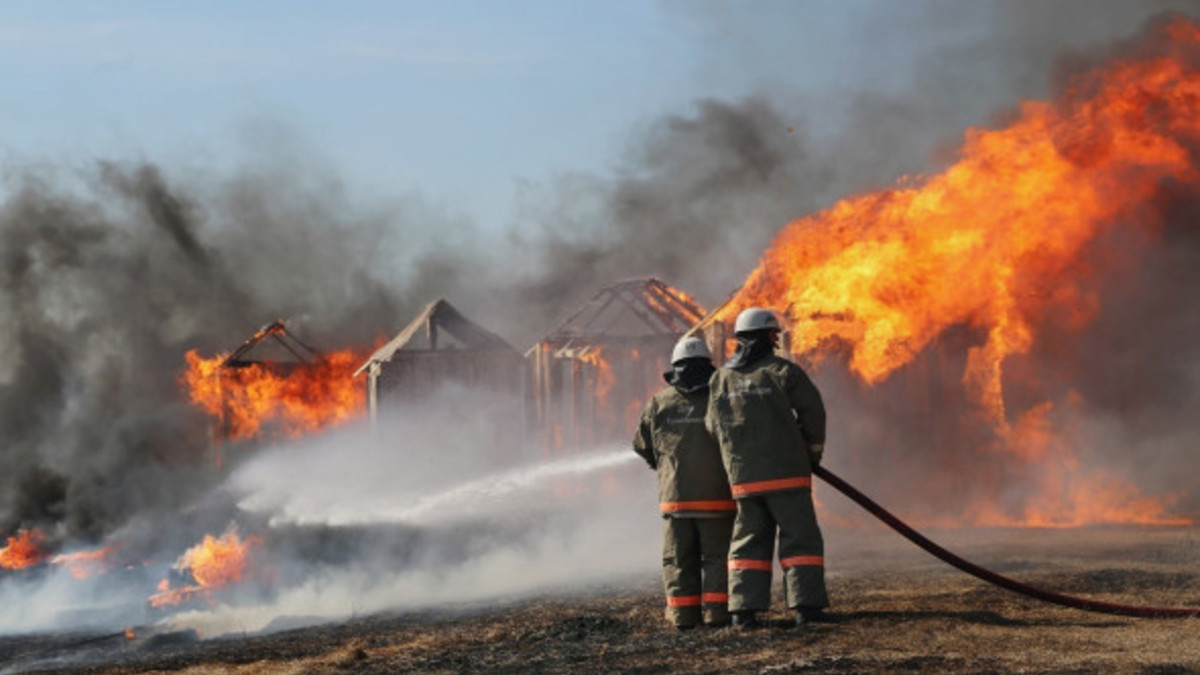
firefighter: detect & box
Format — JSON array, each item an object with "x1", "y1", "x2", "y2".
[
  {"x1": 633, "y1": 336, "x2": 736, "y2": 630},
  {"x1": 705, "y1": 307, "x2": 829, "y2": 629}
]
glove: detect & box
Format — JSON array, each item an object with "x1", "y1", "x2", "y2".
[{"x1": 808, "y1": 443, "x2": 824, "y2": 468}]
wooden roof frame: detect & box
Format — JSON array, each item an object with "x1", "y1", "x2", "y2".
[
  {"x1": 354, "y1": 298, "x2": 518, "y2": 377},
  {"x1": 222, "y1": 320, "x2": 321, "y2": 368},
  {"x1": 541, "y1": 277, "x2": 707, "y2": 344}
]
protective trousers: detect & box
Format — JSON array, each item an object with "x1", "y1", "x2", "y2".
[
  {"x1": 662, "y1": 516, "x2": 735, "y2": 627},
  {"x1": 727, "y1": 489, "x2": 829, "y2": 612}
]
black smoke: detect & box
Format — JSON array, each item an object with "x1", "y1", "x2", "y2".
[
  {"x1": 4, "y1": 2, "x2": 1198, "y2": 546},
  {"x1": 489, "y1": 4, "x2": 1200, "y2": 526},
  {"x1": 0, "y1": 161, "x2": 413, "y2": 540}
]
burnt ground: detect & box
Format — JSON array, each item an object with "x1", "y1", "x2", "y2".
[{"x1": 2, "y1": 525, "x2": 1199, "y2": 675}]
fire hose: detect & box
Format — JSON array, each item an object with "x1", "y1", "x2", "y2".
[{"x1": 813, "y1": 465, "x2": 1200, "y2": 618}]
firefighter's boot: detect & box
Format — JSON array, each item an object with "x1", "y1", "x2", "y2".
[
  {"x1": 795, "y1": 606, "x2": 832, "y2": 627},
  {"x1": 732, "y1": 611, "x2": 761, "y2": 630}
]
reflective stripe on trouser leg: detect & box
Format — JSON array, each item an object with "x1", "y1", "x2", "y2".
[
  {"x1": 727, "y1": 496, "x2": 775, "y2": 612},
  {"x1": 767, "y1": 489, "x2": 829, "y2": 610},
  {"x1": 662, "y1": 517, "x2": 702, "y2": 626},
  {"x1": 697, "y1": 516, "x2": 734, "y2": 624}
]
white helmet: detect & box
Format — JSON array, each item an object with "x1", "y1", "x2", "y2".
[
  {"x1": 734, "y1": 307, "x2": 780, "y2": 334},
  {"x1": 671, "y1": 336, "x2": 711, "y2": 364}
]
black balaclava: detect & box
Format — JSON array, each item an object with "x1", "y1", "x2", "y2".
[
  {"x1": 725, "y1": 329, "x2": 777, "y2": 369},
  {"x1": 663, "y1": 357, "x2": 716, "y2": 393}
]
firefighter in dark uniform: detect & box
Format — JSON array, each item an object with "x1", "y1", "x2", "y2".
[
  {"x1": 634, "y1": 336, "x2": 736, "y2": 630},
  {"x1": 705, "y1": 307, "x2": 829, "y2": 628}
]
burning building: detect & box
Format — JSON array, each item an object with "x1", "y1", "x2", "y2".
[
  {"x1": 182, "y1": 321, "x2": 370, "y2": 460},
  {"x1": 676, "y1": 16, "x2": 1200, "y2": 528},
  {"x1": 526, "y1": 277, "x2": 707, "y2": 453},
  {"x1": 354, "y1": 298, "x2": 523, "y2": 424}
]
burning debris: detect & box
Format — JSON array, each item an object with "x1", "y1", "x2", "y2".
[
  {"x1": 0, "y1": 530, "x2": 48, "y2": 571},
  {"x1": 149, "y1": 524, "x2": 264, "y2": 610},
  {"x1": 49, "y1": 545, "x2": 120, "y2": 581}
]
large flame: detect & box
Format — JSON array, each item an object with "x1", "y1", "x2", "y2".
[
  {"x1": 150, "y1": 525, "x2": 262, "y2": 608},
  {"x1": 182, "y1": 346, "x2": 369, "y2": 441},
  {"x1": 0, "y1": 530, "x2": 48, "y2": 570},
  {"x1": 719, "y1": 17, "x2": 1200, "y2": 527}
]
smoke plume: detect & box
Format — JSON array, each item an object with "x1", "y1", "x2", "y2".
[
  {"x1": 0, "y1": 160, "x2": 415, "y2": 539},
  {"x1": 2, "y1": 1, "x2": 1198, "y2": 650}
]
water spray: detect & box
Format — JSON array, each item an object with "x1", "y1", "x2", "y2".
[
  {"x1": 239, "y1": 446, "x2": 640, "y2": 528},
  {"x1": 383, "y1": 447, "x2": 637, "y2": 525}
]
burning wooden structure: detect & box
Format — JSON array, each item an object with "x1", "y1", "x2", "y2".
[
  {"x1": 182, "y1": 320, "x2": 369, "y2": 456},
  {"x1": 526, "y1": 277, "x2": 707, "y2": 453},
  {"x1": 355, "y1": 299, "x2": 523, "y2": 424},
  {"x1": 205, "y1": 320, "x2": 321, "y2": 441},
  {"x1": 222, "y1": 320, "x2": 321, "y2": 369}
]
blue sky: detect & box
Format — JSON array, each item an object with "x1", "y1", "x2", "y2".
[
  {"x1": 0, "y1": 2, "x2": 1187, "y2": 233},
  {"x1": 0, "y1": 2, "x2": 902, "y2": 230},
  {"x1": 0, "y1": 3, "x2": 694, "y2": 225}
]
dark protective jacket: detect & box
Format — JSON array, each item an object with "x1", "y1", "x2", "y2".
[
  {"x1": 634, "y1": 386, "x2": 735, "y2": 517},
  {"x1": 705, "y1": 354, "x2": 826, "y2": 498}
]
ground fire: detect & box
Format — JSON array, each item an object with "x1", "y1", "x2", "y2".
[
  {"x1": 49, "y1": 545, "x2": 119, "y2": 580},
  {"x1": 149, "y1": 525, "x2": 263, "y2": 609},
  {"x1": 0, "y1": 530, "x2": 48, "y2": 570}
]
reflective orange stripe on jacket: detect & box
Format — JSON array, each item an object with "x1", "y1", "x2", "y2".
[
  {"x1": 780, "y1": 555, "x2": 824, "y2": 569},
  {"x1": 728, "y1": 558, "x2": 772, "y2": 571},
  {"x1": 667, "y1": 595, "x2": 702, "y2": 607},
  {"x1": 702, "y1": 592, "x2": 728, "y2": 604},
  {"x1": 730, "y1": 476, "x2": 812, "y2": 497},
  {"x1": 659, "y1": 500, "x2": 737, "y2": 514}
]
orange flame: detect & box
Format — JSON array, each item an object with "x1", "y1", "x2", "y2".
[
  {"x1": 644, "y1": 286, "x2": 701, "y2": 320},
  {"x1": 0, "y1": 530, "x2": 48, "y2": 570},
  {"x1": 577, "y1": 345, "x2": 652, "y2": 436},
  {"x1": 149, "y1": 525, "x2": 262, "y2": 609},
  {"x1": 718, "y1": 18, "x2": 1200, "y2": 527},
  {"x1": 182, "y1": 347, "x2": 368, "y2": 441},
  {"x1": 50, "y1": 545, "x2": 118, "y2": 580},
  {"x1": 959, "y1": 400, "x2": 1189, "y2": 528},
  {"x1": 577, "y1": 346, "x2": 616, "y2": 411},
  {"x1": 722, "y1": 20, "x2": 1199, "y2": 418}
]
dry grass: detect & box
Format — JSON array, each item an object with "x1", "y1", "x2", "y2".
[{"x1": 6, "y1": 525, "x2": 1199, "y2": 674}]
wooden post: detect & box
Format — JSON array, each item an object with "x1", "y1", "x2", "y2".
[{"x1": 367, "y1": 361, "x2": 381, "y2": 428}]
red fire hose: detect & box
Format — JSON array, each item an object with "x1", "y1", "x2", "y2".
[{"x1": 814, "y1": 465, "x2": 1200, "y2": 618}]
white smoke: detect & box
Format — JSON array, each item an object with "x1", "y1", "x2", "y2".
[
  {"x1": 0, "y1": 383, "x2": 662, "y2": 646},
  {"x1": 166, "y1": 384, "x2": 659, "y2": 636}
]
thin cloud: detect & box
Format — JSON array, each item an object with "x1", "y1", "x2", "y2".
[{"x1": 0, "y1": 19, "x2": 148, "y2": 46}]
